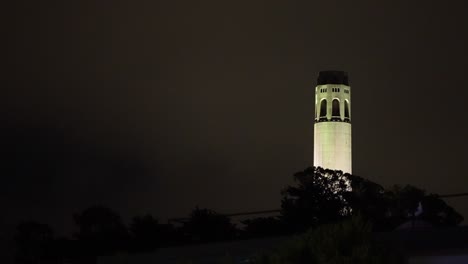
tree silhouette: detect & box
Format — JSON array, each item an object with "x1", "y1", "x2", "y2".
[
  {"x1": 242, "y1": 217, "x2": 288, "y2": 238},
  {"x1": 183, "y1": 207, "x2": 237, "y2": 243},
  {"x1": 14, "y1": 221, "x2": 54, "y2": 264},
  {"x1": 344, "y1": 174, "x2": 393, "y2": 230},
  {"x1": 73, "y1": 206, "x2": 129, "y2": 256},
  {"x1": 130, "y1": 214, "x2": 178, "y2": 251},
  {"x1": 281, "y1": 167, "x2": 351, "y2": 232},
  {"x1": 386, "y1": 185, "x2": 463, "y2": 228},
  {"x1": 253, "y1": 216, "x2": 403, "y2": 264},
  {"x1": 282, "y1": 167, "x2": 464, "y2": 232}
]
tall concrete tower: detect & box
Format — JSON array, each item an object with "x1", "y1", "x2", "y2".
[{"x1": 314, "y1": 71, "x2": 352, "y2": 174}]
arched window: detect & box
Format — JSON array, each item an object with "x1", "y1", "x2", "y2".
[
  {"x1": 332, "y1": 99, "x2": 340, "y2": 117},
  {"x1": 320, "y1": 99, "x2": 327, "y2": 118},
  {"x1": 344, "y1": 100, "x2": 350, "y2": 119}
]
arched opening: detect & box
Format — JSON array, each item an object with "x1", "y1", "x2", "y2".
[
  {"x1": 332, "y1": 99, "x2": 340, "y2": 117},
  {"x1": 319, "y1": 99, "x2": 327, "y2": 118},
  {"x1": 344, "y1": 100, "x2": 350, "y2": 119}
]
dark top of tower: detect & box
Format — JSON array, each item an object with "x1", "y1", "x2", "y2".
[{"x1": 317, "y1": 71, "x2": 349, "y2": 85}]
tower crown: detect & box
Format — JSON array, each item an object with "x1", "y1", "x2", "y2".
[
  {"x1": 317, "y1": 71, "x2": 349, "y2": 85},
  {"x1": 315, "y1": 71, "x2": 351, "y2": 123}
]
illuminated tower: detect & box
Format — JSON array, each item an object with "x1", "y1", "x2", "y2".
[{"x1": 314, "y1": 71, "x2": 352, "y2": 174}]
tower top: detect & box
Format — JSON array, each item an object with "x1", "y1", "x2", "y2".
[{"x1": 317, "y1": 71, "x2": 349, "y2": 86}]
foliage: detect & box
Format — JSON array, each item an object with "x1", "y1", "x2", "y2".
[
  {"x1": 281, "y1": 167, "x2": 464, "y2": 232},
  {"x1": 242, "y1": 217, "x2": 288, "y2": 238},
  {"x1": 252, "y1": 216, "x2": 404, "y2": 264},
  {"x1": 281, "y1": 167, "x2": 351, "y2": 232},
  {"x1": 73, "y1": 206, "x2": 129, "y2": 255},
  {"x1": 130, "y1": 214, "x2": 178, "y2": 251},
  {"x1": 348, "y1": 182, "x2": 463, "y2": 229},
  {"x1": 183, "y1": 207, "x2": 238, "y2": 243},
  {"x1": 14, "y1": 221, "x2": 54, "y2": 264},
  {"x1": 10, "y1": 167, "x2": 465, "y2": 262},
  {"x1": 386, "y1": 185, "x2": 463, "y2": 228},
  {"x1": 344, "y1": 174, "x2": 388, "y2": 228}
]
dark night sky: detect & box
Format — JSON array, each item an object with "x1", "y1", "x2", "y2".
[{"x1": 2, "y1": 0, "x2": 468, "y2": 235}]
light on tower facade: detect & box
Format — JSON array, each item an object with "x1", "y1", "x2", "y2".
[{"x1": 314, "y1": 71, "x2": 352, "y2": 174}]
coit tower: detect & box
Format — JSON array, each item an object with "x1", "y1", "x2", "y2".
[{"x1": 314, "y1": 71, "x2": 352, "y2": 174}]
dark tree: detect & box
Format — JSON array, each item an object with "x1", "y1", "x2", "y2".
[
  {"x1": 130, "y1": 214, "x2": 178, "y2": 251},
  {"x1": 73, "y1": 206, "x2": 129, "y2": 256},
  {"x1": 385, "y1": 185, "x2": 464, "y2": 229},
  {"x1": 183, "y1": 207, "x2": 237, "y2": 243},
  {"x1": 281, "y1": 167, "x2": 351, "y2": 232},
  {"x1": 420, "y1": 193, "x2": 463, "y2": 226},
  {"x1": 14, "y1": 221, "x2": 53, "y2": 264},
  {"x1": 345, "y1": 174, "x2": 393, "y2": 230},
  {"x1": 242, "y1": 217, "x2": 287, "y2": 238},
  {"x1": 282, "y1": 167, "x2": 463, "y2": 232},
  {"x1": 253, "y1": 216, "x2": 404, "y2": 264}
]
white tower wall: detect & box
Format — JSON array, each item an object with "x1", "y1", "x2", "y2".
[
  {"x1": 313, "y1": 74, "x2": 352, "y2": 174},
  {"x1": 314, "y1": 122, "x2": 352, "y2": 173}
]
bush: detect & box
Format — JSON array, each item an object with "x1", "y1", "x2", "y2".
[{"x1": 253, "y1": 216, "x2": 404, "y2": 264}]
